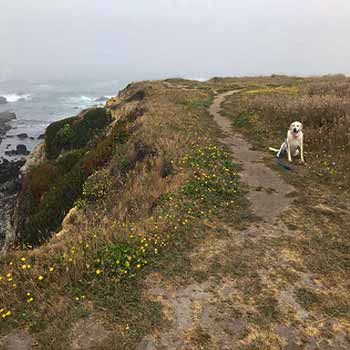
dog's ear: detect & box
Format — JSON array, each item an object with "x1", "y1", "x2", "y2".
[{"x1": 300, "y1": 123, "x2": 303, "y2": 130}]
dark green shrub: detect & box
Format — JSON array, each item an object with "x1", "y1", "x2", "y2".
[
  {"x1": 82, "y1": 120, "x2": 128, "y2": 172},
  {"x1": 45, "y1": 116, "x2": 76, "y2": 159},
  {"x1": 56, "y1": 149, "x2": 86, "y2": 173},
  {"x1": 25, "y1": 163, "x2": 58, "y2": 201},
  {"x1": 45, "y1": 108, "x2": 111, "y2": 159},
  {"x1": 17, "y1": 119, "x2": 129, "y2": 245}
]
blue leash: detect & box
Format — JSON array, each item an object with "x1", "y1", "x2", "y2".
[
  {"x1": 273, "y1": 142, "x2": 293, "y2": 171},
  {"x1": 276, "y1": 156, "x2": 293, "y2": 171}
]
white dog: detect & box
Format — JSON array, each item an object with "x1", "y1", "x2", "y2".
[{"x1": 269, "y1": 121, "x2": 304, "y2": 162}]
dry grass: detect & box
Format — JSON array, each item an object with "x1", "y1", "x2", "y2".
[
  {"x1": 217, "y1": 76, "x2": 350, "y2": 349},
  {"x1": 1, "y1": 75, "x2": 350, "y2": 349},
  {"x1": 0, "y1": 80, "x2": 247, "y2": 348},
  {"x1": 222, "y1": 76, "x2": 350, "y2": 190}
]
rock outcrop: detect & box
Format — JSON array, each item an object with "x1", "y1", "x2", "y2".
[
  {"x1": 20, "y1": 142, "x2": 46, "y2": 175},
  {"x1": 5, "y1": 144, "x2": 30, "y2": 157},
  {"x1": 0, "y1": 158, "x2": 25, "y2": 254},
  {"x1": 0, "y1": 111, "x2": 16, "y2": 135},
  {"x1": 17, "y1": 133, "x2": 28, "y2": 139}
]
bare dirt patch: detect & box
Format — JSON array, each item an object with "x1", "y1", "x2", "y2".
[
  {"x1": 70, "y1": 316, "x2": 114, "y2": 350},
  {"x1": 0, "y1": 331, "x2": 33, "y2": 350}
]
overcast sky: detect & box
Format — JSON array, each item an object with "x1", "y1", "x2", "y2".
[{"x1": 1, "y1": 0, "x2": 349, "y2": 81}]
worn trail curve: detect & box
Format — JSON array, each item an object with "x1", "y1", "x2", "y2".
[{"x1": 209, "y1": 90, "x2": 295, "y2": 223}]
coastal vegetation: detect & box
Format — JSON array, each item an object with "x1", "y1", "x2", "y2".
[
  {"x1": 15, "y1": 109, "x2": 127, "y2": 245},
  {"x1": 0, "y1": 80, "x2": 248, "y2": 348},
  {"x1": 0, "y1": 76, "x2": 349, "y2": 349},
  {"x1": 222, "y1": 75, "x2": 350, "y2": 189},
  {"x1": 45, "y1": 107, "x2": 111, "y2": 159}
]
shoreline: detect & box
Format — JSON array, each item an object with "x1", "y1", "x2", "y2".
[
  {"x1": 0, "y1": 115, "x2": 30, "y2": 252},
  {"x1": 0, "y1": 157, "x2": 24, "y2": 253}
]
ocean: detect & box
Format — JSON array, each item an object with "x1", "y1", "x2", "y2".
[{"x1": 0, "y1": 79, "x2": 123, "y2": 161}]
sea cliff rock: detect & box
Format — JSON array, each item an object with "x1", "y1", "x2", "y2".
[
  {"x1": 0, "y1": 111, "x2": 16, "y2": 135},
  {"x1": 20, "y1": 142, "x2": 46, "y2": 175},
  {"x1": 5, "y1": 144, "x2": 30, "y2": 156},
  {"x1": 0, "y1": 158, "x2": 24, "y2": 254},
  {"x1": 0, "y1": 111, "x2": 16, "y2": 121},
  {"x1": 17, "y1": 133, "x2": 28, "y2": 139},
  {"x1": 0, "y1": 96, "x2": 7, "y2": 104}
]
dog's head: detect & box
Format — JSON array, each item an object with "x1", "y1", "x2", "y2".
[{"x1": 289, "y1": 121, "x2": 303, "y2": 136}]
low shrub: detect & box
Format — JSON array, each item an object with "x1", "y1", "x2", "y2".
[
  {"x1": 82, "y1": 169, "x2": 113, "y2": 202},
  {"x1": 56, "y1": 149, "x2": 86, "y2": 173},
  {"x1": 17, "y1": 119, "x2": 128, "y2": 245},
  {"x1": 45, "y1": 108, "x2": 111, "y2": 159}
]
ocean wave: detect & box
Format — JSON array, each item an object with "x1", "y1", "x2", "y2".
[
  {"x1": 65, "y1": 95, "x2": 113, "y2": 105},
  {"x1": 65, "y1": 95, "x2": 96, "y2": 104},
  {"x1": 2, "y1": 93, "x2": 32, "y2": 103}
]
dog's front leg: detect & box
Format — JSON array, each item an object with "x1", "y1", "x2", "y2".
[
  {"x1": 287, "y1": 141, "x2": 292, "y2": 162},
  {"x1": 300, "y1": 135, "x2": 305, "y2": 163}
]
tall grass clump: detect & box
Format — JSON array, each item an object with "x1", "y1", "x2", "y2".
[
  {"x1": 225, "y1": 77, "x2": 350, "y2": 188},
  {"x1": 244, "y1": 92, "x2": 350, "y2": 151}
]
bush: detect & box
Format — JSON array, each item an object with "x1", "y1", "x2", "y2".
[
  {"x1": 17, "y1": 119, "x2": 129, "y2": 245},
  {"x1": 45, "y1": 108, "x2": 111, "y2": 159},
  {"x1": 82, "y1": 169, "x2": 113, "y2": 202},
  {"x1": 56, "y1": 149, "x2": 86, "y2": 173}
]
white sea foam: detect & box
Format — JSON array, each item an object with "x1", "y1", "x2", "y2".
[
  {"x1": 65, "y1": 95, "x2": 114, "y2": 106},
  {"x1": 66, "y1": 95, "x2": 96, "y2": 104},
  {"x1": 2, "y1": 93, "x2": 32, "y2": 102}
]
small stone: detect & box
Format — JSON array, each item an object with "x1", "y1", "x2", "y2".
[{"x1": 17, "y1": 133, "x2": 28, "y2": 139}]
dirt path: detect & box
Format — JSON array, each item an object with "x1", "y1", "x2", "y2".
[
  {"x1": 138, "y1": 92, "x2": 350, "y2": 350},
  {"x1": 209, "y1": 91, "x2": 295, "y2": 223}
]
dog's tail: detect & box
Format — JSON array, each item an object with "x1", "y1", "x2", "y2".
[{"x1": 269, "y1": 147, "x2": 279, "y2": 153}]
